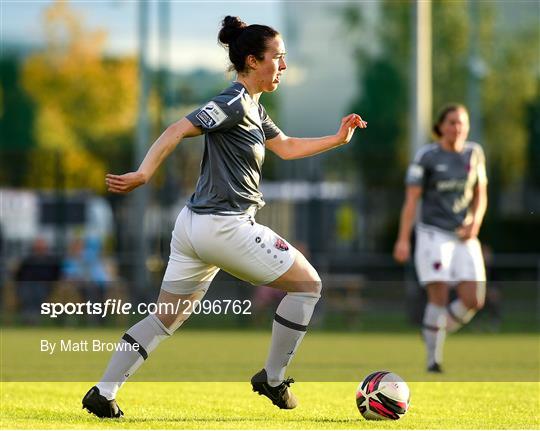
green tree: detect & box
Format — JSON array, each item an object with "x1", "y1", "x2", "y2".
[
  {"x1": 481, "y1": 22, "x2": 539, "y2": 185},
  {"x1": 341, "y1": 0, "x2": 538, "y2": 189},
  {"x1": 525, "y1": 88, "x2": 540, "y2": 188},
  {"x1": 0, "y1": 56, "x2": 36, "y2": 186},
  {"x1": 431, "y1": 1, "x2": 469, "y2": 110},
  {"x1": 21, "y1": 1, "x2": 139, "y2": 191},
  {"x1": 335, "y1": 1, "x2": 411, "y2": 188}
]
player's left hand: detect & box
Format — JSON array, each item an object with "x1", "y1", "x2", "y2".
[
  {"x1": 336, "y1": 113, "x2": 367, "y2": 145},
  {"x1": 456, "y1": 222, "x2": 480, "y2": 241}
]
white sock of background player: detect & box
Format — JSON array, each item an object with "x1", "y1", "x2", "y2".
[
  {"x1": 422, "y1": 302, "x2": 447, "y2": 366},
  {"x1": 446, "y1": 298, "x2": 477, "y2": 332}
]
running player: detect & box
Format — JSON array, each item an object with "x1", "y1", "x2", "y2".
[
  {"x1": 393, "y1": 104, "x2": 487, "y2": 373},
  {"x1": 82, "y1": 16, "x2": 367, "y2": 417}
]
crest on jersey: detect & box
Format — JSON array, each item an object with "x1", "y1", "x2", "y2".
[
  {"x1": 274, "y1": 238, "x2": 289, "y2": 251},
  {"x1": 407, "y1": 164, "x2": 424, "y2": 180},
  {"x1": 195, "y1": 101, "x2": 228, "y2": 128}
]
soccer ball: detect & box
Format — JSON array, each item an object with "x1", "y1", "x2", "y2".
[{"x1": 355, "y1": 371, "x2": 410, "y2": 420}]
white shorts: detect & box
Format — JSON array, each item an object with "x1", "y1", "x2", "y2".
[
  {"x1": 161, "y1": 207, "x2": 297, "y2": 294},
  {"x1": 414, "y1": 224, "x2": 486, "y2": 286}
]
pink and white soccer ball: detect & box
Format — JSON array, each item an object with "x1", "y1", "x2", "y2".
[{"x1": 356, "y1": 371, "x2": 410, "y2": 420}]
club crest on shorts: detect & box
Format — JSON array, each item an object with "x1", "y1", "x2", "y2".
[
  {"x1": 433, "y1": 261, "x2": 442, "y2": 271},
  {"x1": 274, "y1": 238, "x2": 289, "y2": 251}
]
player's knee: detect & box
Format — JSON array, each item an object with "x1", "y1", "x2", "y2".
[
  {"x1": 462, "y1": 283, "x2": 486, "y2": 310},
  {"x1": 426, "y1": 282, "x2": 449, "y2": 306},
  {"x1": 460, "y1": 296, "x2": 483, "y2": 311},
  {"x1": 155, "y1": 310, "x2": 193, "y2": 333},
  {"x1": 270, "y1": 257, "x2": 322, "y2": 295},
  {"x1": 154, "y1": 288, "x2": 207, "y2": 332},
  {"x1": 303, "y1": 268, "x2": 322, "y2": 296},
  {"x1": 308, "y1": 278, "x2": 322, "y2": 297},
  {"x1": 475, "y1": 283, "x2": 486, "y2": 310},
  {"x1": 292, "y1": 277, "x2": 321, "y2": 296},
  {"x1": 154, "y1": 312, "x2": 178, "y2": 332},
  {"x1": 427, "y1": 293, "x2": 447, "y2": 307},
  {"x1": 468, "y1": 297, "x2": 484, "y2": 311}
]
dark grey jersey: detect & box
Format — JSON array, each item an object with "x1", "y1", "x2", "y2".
[
  {"x1": 185, "y1": 82, "x2": 282, "y2": 215},
  {"x1": 406, "y1": 142, "x2": 488, "y2": 232}
]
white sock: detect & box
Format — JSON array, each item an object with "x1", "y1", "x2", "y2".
[
  {"x1": 264, "y1": 291, "x2": 320, "y2": 386},
  {"x1": 96, "y1": 314, "x2": 172, "y2": 400},
  {"x1": 422, "y1": 303, "x2": 447, "y2": 366},
  {"x1": 446, "y1": 299, "x2": 476, "y2": 333}
]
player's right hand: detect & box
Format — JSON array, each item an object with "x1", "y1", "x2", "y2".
[
  {"x1": 105, "y1": 172, "x2": 146, "y2": 194},
  {"x1": 393, "y1": 240, "x2": 410, "y2": 263}
]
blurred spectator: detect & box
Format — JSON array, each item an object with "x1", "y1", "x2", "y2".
[
  {"x1": 62, "y1": 236, "x2": 112, "y2": 304},
  {"x1": 15, "y1": 237, "x2": 61, "y2": 324}
]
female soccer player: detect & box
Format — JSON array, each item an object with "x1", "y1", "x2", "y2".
[
  {"x1": 82, "y1": 16, "x2": 366, "y2": 417},
  {"x1": 393, "y1": 104, "x2": 487, "y2": 373}
]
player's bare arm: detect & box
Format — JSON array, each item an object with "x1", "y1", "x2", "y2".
[
  {"x1": 266, "y1": 113, "x2": 367, "y2": 160},
  {"x1": 105, "y1": 118, "x2": 201, "y2": 194},
  {"x1": 456, "y1": 182, "x2": 488, "y2": 240},
  {"x1": 393, "y1": 185, "x2": 422, "y2": 263}
]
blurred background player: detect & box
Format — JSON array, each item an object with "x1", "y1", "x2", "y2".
[
  {"x1": 82, "y1": 15, "x2": 366, "y2": 417},
  {"x1": 393, "y1": 104, "x2": 488, "y2": 373}
]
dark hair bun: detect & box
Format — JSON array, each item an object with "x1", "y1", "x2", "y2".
[{"x1": 218, "y1": 16, "x2": 247, "y2": 45}]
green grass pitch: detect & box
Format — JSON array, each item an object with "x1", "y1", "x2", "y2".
[
  {"x1": 1, "y1": 328, "x2": 539, "y2": 429},
  {"x1": 2, "y1": 381, "x2": 539, "y2": 429}
]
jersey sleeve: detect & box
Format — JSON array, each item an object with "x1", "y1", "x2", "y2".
[
  {"x1": 474, "y1": 144, "x2": 488, "y2": 185},
  {"x1": 405, "y1": 146, "x2": 430, "y2": 186},
  {"x1": 259, "y1": 105, "x2": 282, "y2": 140},
  {"x1": 186, "y1": 94, "x2": 242, "y2": 133}
]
